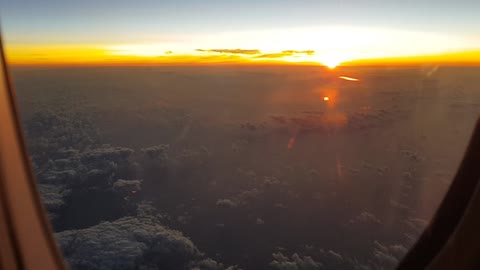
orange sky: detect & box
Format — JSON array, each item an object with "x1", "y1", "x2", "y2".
[
  {"x1": 5, "y1": 42, "x2": 480, "y2": 68},
  {"x1": 344, "y1": 50, "x2": 480, "y2": 66}
]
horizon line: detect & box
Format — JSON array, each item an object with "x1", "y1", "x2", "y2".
[{"x1": 5, "y1": 49, "x2": 480, "y2": 68}]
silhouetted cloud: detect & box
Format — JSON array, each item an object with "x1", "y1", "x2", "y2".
[
  {"x1": 282, "y1": 50, "x2": 315, "y2": 55},
  {"x1": 256, "y1": 50, "x2": 315, "y2": 58},
  {"x1": 196, "y1": 49, "x2": 261, "y2": 55},
  {"x1": 195, "y1": 48, "x2": 314, "y2": 58},
  {"x1": 256, "y1": 53, "x2": 290, "y2": 59}
]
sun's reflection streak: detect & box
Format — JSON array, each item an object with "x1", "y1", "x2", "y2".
[
  {"x1": 287, "y1": 136, "x2": 296, "y2": 150},
  {"x1": 336, "y1": 155, "x2": 344, "y2": 179},
  {"x1": 287, "y1": 72, "x2": 365, "y2": 152},
  {"x1": 287, "y1": 128, "x2": 300, "y2": 150}
]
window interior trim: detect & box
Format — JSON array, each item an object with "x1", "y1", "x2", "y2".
[{"x1": 0, "y1": 36, "x2": 66, "y2": 270}]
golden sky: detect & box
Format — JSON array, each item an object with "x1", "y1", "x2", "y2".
[{"x1": 5, "y1": 26, "x2": 480, "y2": 68}]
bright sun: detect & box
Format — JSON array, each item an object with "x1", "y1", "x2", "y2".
[
  {"x1": 318, "y1": 55, "x2": 344, "y2": 69},
  {"x1": 323, "y1": 61, "x2": 340, "y2": 69},
  {"x1": 315, "y1": 52, "x2": 358, "y2": 69}
]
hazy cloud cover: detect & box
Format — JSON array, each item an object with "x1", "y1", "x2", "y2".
[
  {"x1": 269, "y1": 107, "x2": 397, "y2": 134},
  {"x1": 16, "y1": 65, "x2": 466, "y2": 270}
]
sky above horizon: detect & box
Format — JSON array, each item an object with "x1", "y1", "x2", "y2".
[{"x1": 1, "y1": 0, "x2": 480, "y2": 66}]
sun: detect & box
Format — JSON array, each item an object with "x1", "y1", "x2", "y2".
[
  {"x1": 315, "y1": 52, "x2": 358, "y2": 69},
  {"x1": 318, "y1": 55, "x2": 344, "y2": 69},
  {"x1": 323, "y1": 61, "x2": 341, "y2": 69}
]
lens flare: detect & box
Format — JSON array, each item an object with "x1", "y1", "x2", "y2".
[{"x1": 339, "y1": 76, "x2": 359, "y2": 81}]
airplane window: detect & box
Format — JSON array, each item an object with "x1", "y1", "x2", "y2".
[{"x1": 1, "y1": 1, "x2": 480, "y2": 269}]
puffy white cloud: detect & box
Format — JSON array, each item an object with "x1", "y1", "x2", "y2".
[
  {"x1": 404, "y1": 217, "x2": 427, "y2": 234},
  {"x1": 56, "y1": 216, "x2": 235, "y2": 270},
  {"x1": 369, "y1": 241, "x2": 409, "y2": 270},
  {"x1": 81, "y1": 147, "x2": 134, "y2": 163},
  {"x1": 270, "y1": 252, "x2": 323, "y2": 270},
  {"x1": 237, "y1": 188, "x2": 261, "y2": 203},
  {"x1": 388, "y1": 244, "x2": 408, "y2": 259},
  {"x1": 263, "y1": 176, "x2": 282, "y2": 187},
  {"x1": 141, "y1": 144, "x2": 170, "y2": 160},
  {"x1": 326, "y1": 250, "x2": 343, "y2": 262},
  {"x1": 400, "y1": 150, "x2": 424, "y2": 162},
  {"x1": 38, "y1": 184, "x2": 69, "y2": 220},
  {"x1": 349, "y1": 212, "x2": 383, "y2": 225},
  {"x1": 190, "y1": 258, "x2": 242, "y2": 270},
  {"x1": 372, "y1": 250, "x2": 398, "y2": 269},
  {"x1": 43, "y1": 169, "x2": 78, "y2": 184},
  {"x1": 236, "y1": 168, "x2": 257, "y2": 181},
  {"x1": 113, "y1": 179, "x2": 142, "y2": 192},
  {"x1": 216, "y1": 199, "x2": 239, "y2": 208}
]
